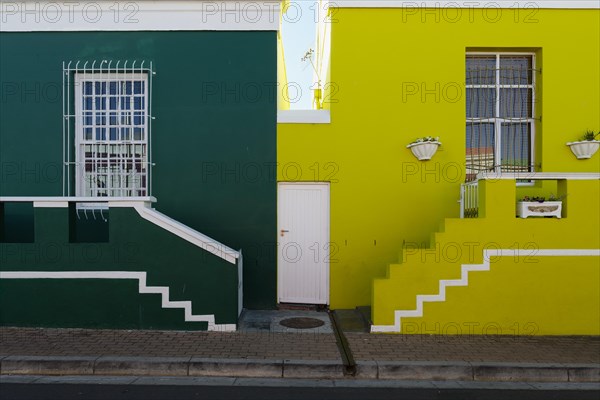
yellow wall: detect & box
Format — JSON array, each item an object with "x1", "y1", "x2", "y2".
[
  {"x1": 373, "y1": 179, "x2": 600, "y2": 334},
  {"x1": 277, "y1": 8, "x2": 600, "y2": 310}
]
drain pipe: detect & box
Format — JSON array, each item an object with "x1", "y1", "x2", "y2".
[{"x1": 329, "y1": 310, "x2": 357, "y2": 376}]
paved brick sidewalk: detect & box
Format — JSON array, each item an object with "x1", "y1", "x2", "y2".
[
  {"x1": 346, "y1": 333, "x2": 600, "y2": 363},
  {"x1": 1, "y1": 328, "x2": 599, "y2": 381},
  {"x1": 0, "y1": 328, "x2": 341, "y2": 361}
]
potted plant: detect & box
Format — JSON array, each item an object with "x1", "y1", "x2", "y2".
[
  {"x1": 516, "y1": 194, "x2": 563, "y2": 219},
  {"x1": 566, "y1": 130, "x2": 600, "y2": 159},
  {"x1": 407, "y1": 136, "x2": 441, "y2": 161}
]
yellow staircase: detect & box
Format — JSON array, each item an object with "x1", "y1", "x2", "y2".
[{"x1": 371, "y1": 179, "x2": 600, "y2": 335}]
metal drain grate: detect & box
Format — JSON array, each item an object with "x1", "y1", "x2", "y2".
[{"x1": 279, "y1": 317, "x2": 325, "y2": 329}]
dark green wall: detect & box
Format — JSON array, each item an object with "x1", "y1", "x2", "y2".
[
  {"x1": 0, "y1": 32, "x2": 277, "y2": 310},
  {"x1": 0, "y1": 206, "x2": 236, "y2": 329}
]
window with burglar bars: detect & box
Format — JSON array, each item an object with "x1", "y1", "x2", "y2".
[
  {"x1": 72, "y1": 69, "x2": 150, "y2": 197},
  {"x1": 466, "y1": 53, "x2": 537, "y2": 181}
]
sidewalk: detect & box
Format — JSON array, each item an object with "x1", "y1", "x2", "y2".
[{"x1": 1, "y1": 325, "x2": 599, "y2": 382}]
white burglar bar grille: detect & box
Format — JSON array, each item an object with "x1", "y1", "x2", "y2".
[{"x1": 63, "y1": 60, "x2": 154, "y2": 197}]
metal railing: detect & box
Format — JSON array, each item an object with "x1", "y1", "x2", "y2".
[{"x1": 459, "y1": 181, "x2": 479, "y2": 218}]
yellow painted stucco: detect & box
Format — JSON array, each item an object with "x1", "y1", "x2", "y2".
[
  {"x1": 373, "y1": 179, "x2": 600, "y2": 334},
  {"x1": 277, "y1": 7, "x2": 600, "y2": 331}
]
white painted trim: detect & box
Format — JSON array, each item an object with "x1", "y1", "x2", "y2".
[
  {"x1": 76, "y1": 202, "x2": 109, "y2": 211},
  {"x1": 371, "y1": 248, "x2": 600, "y2": 333},
  {"x1": 0, "y1": 196, "x2": 157, "y2": 204},
  {"x1": 277, "y1": 110, "x2": 331, "y2": 124},
  {"x1": 74, "y1": 72, "x2": 150, "y2": 198},
  {"x1": 0, "y1": 270, "x2": 236, "y2": 331},
  {"x1": 133, "y1": 204, "x2": 240, "y2": 264},
  {"x1": 0, "y1": 0, "x2": 282, "y2": 32},
  {"x1": 475, "y1": 172, "x2": 600, "y2": 180},
  {"x1": 328, "y1": 1, "x2": 600, "y2": 9},
  {"x1": 34, "y1": 201, "x2": 70, "y2": 208}
]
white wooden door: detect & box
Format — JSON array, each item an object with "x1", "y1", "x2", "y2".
[{"x1": 278, "y1": 183, "x2": 330, "y2": 305}]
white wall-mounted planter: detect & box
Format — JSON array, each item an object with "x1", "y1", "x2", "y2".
[
  {"x1": 406, "y1": 141, "x2": 441, "y2": 161},
  {"x1": 517, "y1": 201, "x2": 562, "y2": 219},
  {"x1": 566, "y1": 140, "x2": 600, "y2": 159}
]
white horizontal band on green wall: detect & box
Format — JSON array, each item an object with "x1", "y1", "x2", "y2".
[{"x1": 0, "y1": 0, "x2": 283, "y2": 32}]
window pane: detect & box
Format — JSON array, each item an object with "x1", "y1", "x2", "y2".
[
  {"x1": 109, "y1": 82, "x2": 119, "y2": 95},
  {"x1": 500, "y1": 88, "x2": 532, "y2": 118},
  {"x1": 133, "y1": 111, "x2": 144, "y2": 126},
  {"x1": 94, "y1": 82, "x2": 106, "y2": 95},
  {"x1": 133, "y1": 96, "x2": 144, "y2": 110},
  {"x1": 84, "y1": 82, "x2": 93, "y2": 95},
  {"x1": 123, "y1": 82, "x2": 132, "y2": 95},
  {"x1": 466, "y1": 56, "x2": 496, "y2": 85},
  {"x1": 109, "y1": 96, "x2": 118, "y2": 110},
  {"x1": 500, "y1": 123, "x2": 531, "y2": 172},
  {"x1": 467, "y1": 88, "x2": 496, "y2": 118},
  {"x1": 95, "y1": 112, "x2": 106, "y2": 126},
  {"x1": 109, "y1": 127, "x2": 118, "y2": 140},
  {"x1": 466, "y1": 123, "x2": 495, "y2": 177},
  {"x1": 133, "y1": 128, "x2": 144, "y2": 141},
  {"x1": 95, "y1": 97, "x2": 106, "y2": 110},
  {"x1": 83, "y1": 96, "x2": 93, "y2": 110},
  {"x1": 121, "y1": 112, "x2": 131, "y2": 125},
  {"x1": 95, "y1": 127, "x2": 106, "y2": 141},
  {"x1": 121, "y1": 128, "x2": 131, "y2": 140},
  {"x1": 83, "y1": 112, "x2": 93, "y2": 126},
  {"x1": 500, "y1": 56, "x2": 532, "y2": 85},
  {"x1": 133, "y1": 81, "x2": 144, "y2": 94}
]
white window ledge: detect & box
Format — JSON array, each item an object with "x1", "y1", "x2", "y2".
[
  {"x1": 0, "y1": 196, "x2": 157, "y2": 208},
  {"x1": 277, "y1": 110, "x2": 331, "y2": 124}
]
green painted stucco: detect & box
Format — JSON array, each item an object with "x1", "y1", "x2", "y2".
[
  {"x1": 0, "y1": 31, "x2": 277, "y2": 321},
  {"x1": 1, "y1": 206, "x2": 236, "y2": 329}
]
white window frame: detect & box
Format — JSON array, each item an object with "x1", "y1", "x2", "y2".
[
  {"x1": 466, "y1": 52, "x2": 537, "y2": 179},
  {"x1": 74, "y1": 72, "x2": 149, "y2": 197}
]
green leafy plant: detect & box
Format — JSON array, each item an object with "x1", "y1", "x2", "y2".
[
  {"x1": 580, "y1": 130, "x2": 599, "y2": 141},
  {"x1": 522, "y1": 193, "x2": 565, "y2": 202},
  {"x1": 409, "y1": 136, "x2": 440, "y2": 145}
]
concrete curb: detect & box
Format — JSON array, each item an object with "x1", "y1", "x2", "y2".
[
  {"x1": 283, "y1": 360, "x2": 344, "y2": 379},
  {"x1": 354, "y1": 361, "x2": 600, "y2": 383},
  {"x1": 2, "y1": 356, "x2": 97, "y2": 376},
  {"x1": 189, "y1": 358, "x2": 282, "y2": 378},
  {"x1": 1, "y1": 356, "x2": 598, "y2": 382},
  {"x1": 94, "y1": 356, "x2": 191, "y2": 377},
  {"x1": 376, "y1": 361, "x2": 473, "y2": 381}
]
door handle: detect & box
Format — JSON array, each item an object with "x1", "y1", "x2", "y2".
[{"x1": 280, "y1": 229, "x2": 289, "y2": 236}]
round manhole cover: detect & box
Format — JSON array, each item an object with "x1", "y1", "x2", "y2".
[{"x1": 279, "y1": 317, "x2": 325, "y2": 329}]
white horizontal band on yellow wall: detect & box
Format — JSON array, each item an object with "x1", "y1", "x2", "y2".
[{"x1": 330, "y1": 1, "x2": 600, "y2": 9}]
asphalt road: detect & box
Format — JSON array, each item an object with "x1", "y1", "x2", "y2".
[{"x1": 1, "y1": 383, "x2": 600, "y2": 400}]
